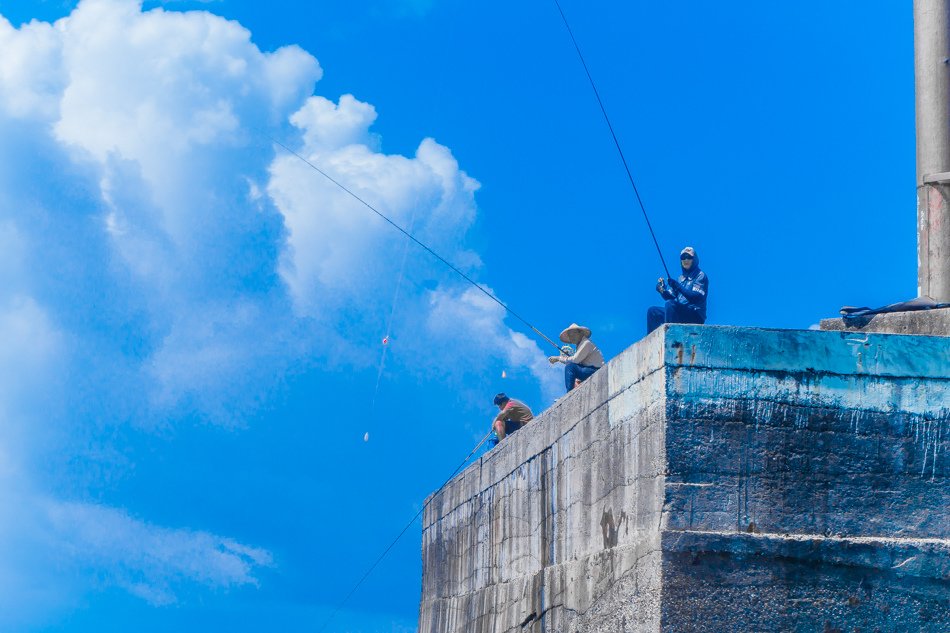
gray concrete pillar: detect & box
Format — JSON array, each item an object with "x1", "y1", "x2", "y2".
[{"x1": 915, "y1": 0, "x2": 950, "y2": 301}]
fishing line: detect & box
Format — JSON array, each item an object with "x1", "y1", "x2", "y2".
[
  {"x1": 369, "y1": 205, "x2": 417, "y2": 418},
  {"x1": 271, "y1": 138, "x2": 563, "y2": 352},
  {"x1": 551, "y1": 0, "x2": 672, "y2": 280},
  {"x1": 317, "y1": 430, "x2": 494, "y2": 633}
]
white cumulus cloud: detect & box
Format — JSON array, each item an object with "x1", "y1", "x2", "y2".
[
  {"x1": 0, "y1": 486, "x2": 273, "y2": 627},
  {"x1": 0, "y1": 0, "x2": 535, "y2": 421},
  {"x1": 0, "y1": 0, "x2": 554, "y2": 622},
  {"x1": 426, "y1": 287, "x2": 562, "y2": 403},
  {"x1": 44, "y1": 500, "x2": 273, "y2": 605}
]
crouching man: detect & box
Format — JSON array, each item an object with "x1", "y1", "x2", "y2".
[{"x1": 487, "y1": 393, "x2": 533, "y2": 449}]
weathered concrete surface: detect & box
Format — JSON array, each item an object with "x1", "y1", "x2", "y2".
[
  {"x1": 419, "y1": 325, "x2": 950, "y2": 632},
  {"x1": 662, "y1": 532, "x2": 950, "y2": 632},
  {"x1": 820, "y1": 307, "x2": 950, "y2": 336}
]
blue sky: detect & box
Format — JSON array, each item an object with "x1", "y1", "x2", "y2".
[{"x1": 0, "y1": 0, "x2": 915, "y2": 631}]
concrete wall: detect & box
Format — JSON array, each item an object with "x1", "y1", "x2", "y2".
[
  {"x1": 420, "y1": 329, "x2": 668, "y2": 633},
  {"x1": 660, "y1": 326, "x2": 950, "y2": 632},
  {"x1": 419, "y1": 325, "x2": 950, "y2": 632}
]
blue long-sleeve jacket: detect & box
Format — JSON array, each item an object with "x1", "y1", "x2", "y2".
[{"x1": 661, "y1": 260, "x2": 709, "y2": 321}]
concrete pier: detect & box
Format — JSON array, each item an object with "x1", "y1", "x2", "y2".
[{"x1": 419, "y1": 325, "x2": 950, "y2": 632}]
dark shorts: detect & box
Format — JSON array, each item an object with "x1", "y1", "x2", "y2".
[
  {"x1": 489, "y1": 419, "x2": 526, "y2": 449},
  {"x1": 503, "y1": 419, "x2": 525, "y2": 435}
]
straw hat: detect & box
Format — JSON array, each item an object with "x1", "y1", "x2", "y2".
[{"x1": 559, "y1": 323, "x2": 591, "y2": 344}]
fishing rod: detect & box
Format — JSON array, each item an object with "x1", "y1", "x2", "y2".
[
  {"x1": 317, "y1": 430, "x2": 494, "y2": 632},
  {"x1": 552, "y1": 0, "x2": 673, "y2": 280},
  {"x1": 271, "y1": 138, "x2": 563, "y2": 353}
]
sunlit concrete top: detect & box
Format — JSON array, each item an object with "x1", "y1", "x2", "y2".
[{"x1": 820, "y1": 307, "x2": 950, "y2": 336}]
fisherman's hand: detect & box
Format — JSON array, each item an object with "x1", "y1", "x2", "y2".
[
  {"x1": 548, "y1": 355, "x2": 560, "y2": 364},
  {"x1": 668, "y1": 278, "x2": 682, "y2": 293},
  {"x1": 655, "y1": 278, "x2": 666, "y2": 294}
]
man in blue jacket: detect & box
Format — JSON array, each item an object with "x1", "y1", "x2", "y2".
[{"x1": 647, "y1": 246, "x2": 709, "y2": 334}]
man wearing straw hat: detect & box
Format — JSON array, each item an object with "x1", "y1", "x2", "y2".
[{"x1": 548, "y1": 323, "x2": 605, "y2": 393}]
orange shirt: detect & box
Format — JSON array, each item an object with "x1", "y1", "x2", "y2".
[{"x1": 493, "y1": 400, "x2": 533, "y2": 426}]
